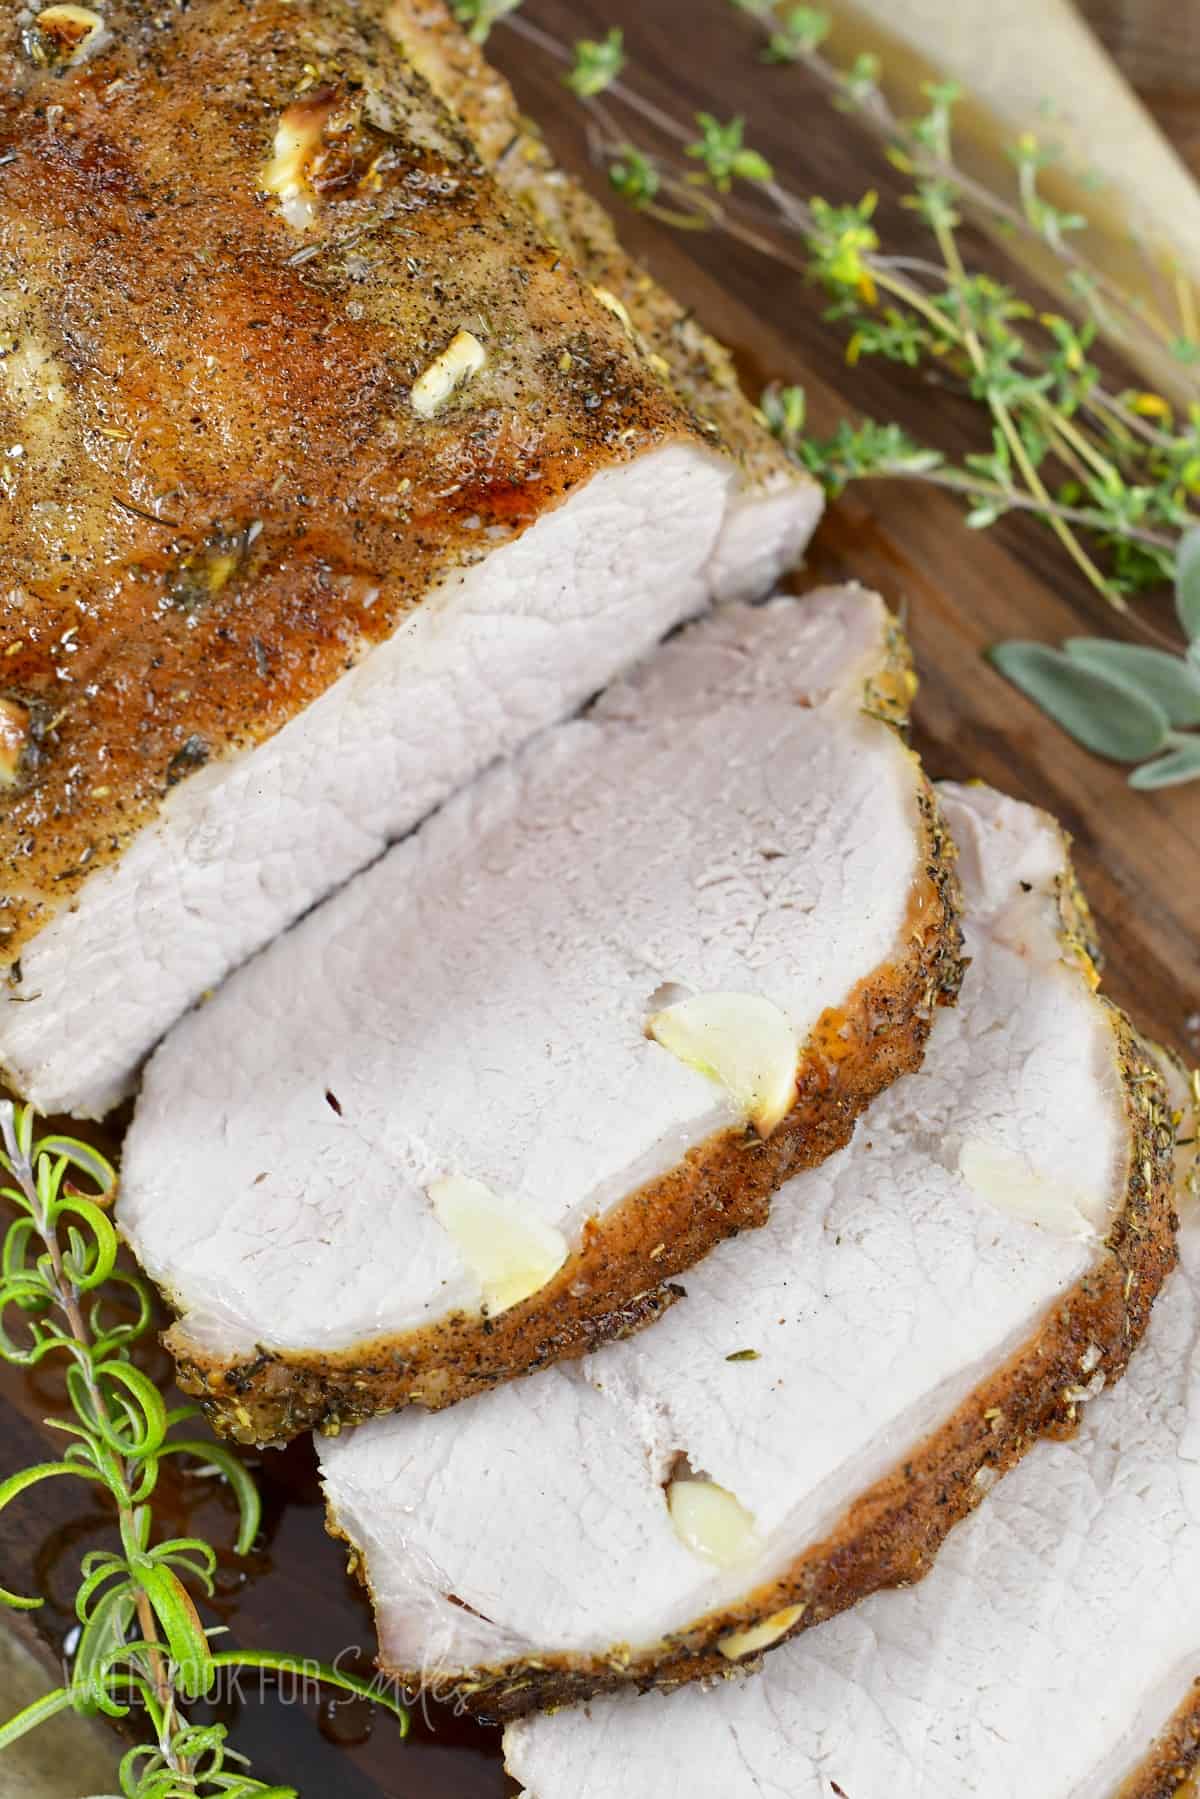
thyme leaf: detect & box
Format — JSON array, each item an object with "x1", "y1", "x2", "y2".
[
  {"x1": 566, "y1": 28, "x2": 625, "y2": 99},
  {"x1": 686, "y1": 114, "x2": 774, "y2": 191}
]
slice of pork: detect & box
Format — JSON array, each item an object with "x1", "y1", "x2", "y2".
[
  {"x1": 0, "y1": 0, "x2": 738, "y2": 1121},
  {"x1": 120, "y1": 586, "x2": 961, "y2": 1444},
  {"x1": 317, "y1": 784, "x2": 1177, "y2": 1717},
  {"x1": 379, "y1": 0, "x2": 825, "y2": 599},
  {"x1": 504, "y1": 1055, "x2": 1198, "y2": 1799}
]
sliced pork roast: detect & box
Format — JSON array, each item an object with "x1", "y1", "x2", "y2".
[
  {"x1": 120, "y1": 587, "x2": 961, "y2": 1444},
  {"x1": 504, "y1": 1055, "x2": 1198, "y2": 1799},
  {"x1": 379, "y1": 0, "x2": 825, "y2": 600},
  {"x1": 317, "y1": 785, "x2": 1177, "y2": 1718},
  {"x1": 0, "y1": 0, "x2": 742, "y2": 1121}
]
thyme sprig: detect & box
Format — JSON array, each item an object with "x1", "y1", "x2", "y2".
[
  {"x1": 565, "y1": 27, "x2": 624, "y2": 100},
  {"x1": 731, "y1": 0, "x2": 1196, "y2": 370},
  {"x1": 0, "y1": 1102, "x2": 407, "y2": 1797},
  {"x1": 507, "y1": 7, "x2": 1200, "y2": 598},
  {"x1": 478, "y1": 0, "x2": 1200, "y2": 786}
]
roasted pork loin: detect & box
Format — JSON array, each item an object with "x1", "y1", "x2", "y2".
[
  {"x1": 0, "y1": 0, "x2": 800, "y2": 1120},
  {"x1": 504, "y1": 1054, "x2": 1198, "y2": 1798},
  {"x1": 318, "y1": 785, "x2": 1177, "y2": 1717},
  {"x1": 120, "y1": 587, "x2": 961, "y2": 1444},
  {"x1": 379, "y1": 0, "x2": 825, "y2": 600}
]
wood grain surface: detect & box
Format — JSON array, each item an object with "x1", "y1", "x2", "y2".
[
  {"x1": 1080, "y1": 0, "x2": 1200, "y2": 176},
  {"x1": 1080, "y1": 0, "x2": 1200, "y2": 94},
  {"x1": 1, "y1": 5, "x2": 1196, "y2": 1796}
]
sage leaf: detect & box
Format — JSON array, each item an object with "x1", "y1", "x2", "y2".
[
  {"x1": 1063, "y1": 639, "x2": 1200, "y2": 728},
  {"x1": 988, "y1": 642, "x2": 1169, "y2": 762},
  {"x1": 1129, "y1": 739, "x2": 1200, "y2": 790},
  {"x1": 1177, "y1": 527, "x2": 1200, "y2": 644}
]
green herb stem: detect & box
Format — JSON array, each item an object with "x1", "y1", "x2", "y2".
[{"x1": 0, "y1": 1105, "x2": 406, "y2": 1795}]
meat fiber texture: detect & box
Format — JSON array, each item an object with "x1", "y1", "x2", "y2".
[
  {"x1": 504, "y1": 1054, "x2": 1199, "y2": 1799},
  {"x1": 379, "y1": 0, "x2": 826, "y2": 599},
  {"x1": 0, "y1": 0, "x2": 740, "y2": 1120},
  {"x1": 119, "y1": 585, "x2": 961, "y2": 1445},
  {"x1": 317, "y1": 784, "x2": 1178, "y2": 1717}
]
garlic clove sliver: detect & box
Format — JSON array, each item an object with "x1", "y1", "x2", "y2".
[
  {"x1": 411, "y1": 330, "x2": 487, "y2": 418},
  {"x1": 0, "y1": 699, "x2": 30, "y2": 788},
  {"x1": 667, "y1": 1477, "x2": 760, "y2": 1568},
  {"x1": 429, "y1": 1174, "x2": 568, "y2": 1317},
  {"x1": 959, "y1": 1139, "x2": 1102, "y2": 1238},
  {"x1": 647, "y1": 992, "x2": 798, "y2": 1136},
  {"x1": 717, "y1": 1604, "x2": 807, "y2": 1662},
  {"x1": 259, "y1": 97, "x2": 338, "y2": 229},
  {"x1": 33, "y1": 5, "x2": 108, "y2": 65}
]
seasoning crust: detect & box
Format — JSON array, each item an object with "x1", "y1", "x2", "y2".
[
  {"x1": 0, "y1": 0, "x2": 696, "y2": 961},
  {"x1": 379, "y1": 0, "x2": 813, "y2": 497}
]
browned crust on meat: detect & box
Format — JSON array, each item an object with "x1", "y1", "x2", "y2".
[
  {"x1": 356, "y1": 972, "x2": 1181, "y2": 1719},
  {"x1": 0, "y1": 0, "x2": 702, "y2": 960},
  {"x1": 377, "y1": 0, "x2": 813, "y2": 501},
  {"x1": 167, "y1": 758, "x2": 963, "y2": 1446},
  {"x1": 1111, "y1": 1059, "x2": 1200, "y2": 1799},
  {"x1": 1115, "y1": 1683, "x2": 1200, "y2": 1799}
]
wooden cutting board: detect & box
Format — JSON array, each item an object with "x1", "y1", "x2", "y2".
[{"x1": 1, "y1": 4, "x2": 1196, "y2": 1794}]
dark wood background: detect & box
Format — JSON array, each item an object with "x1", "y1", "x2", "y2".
[
  {"x1": 1081, "y1": 0, "x2": 1200, "y2": 173},
  {"x1": 2, "y1": 5, "x2": 1197, "y2": 1794}
]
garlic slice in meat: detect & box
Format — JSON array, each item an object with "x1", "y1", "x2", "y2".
[
  {"x1": 647, "y1": 991, "x2": 798, "y2": 1135},
  {"x1": 717, "y1": 1603, "x2": 807, "y2": 1662},
  {"x1": 429, "y1": 1174, "x2": 568, "y2": 1316},
  {"x1": 410, "y1": 330, "x2": 487, "y2": 418},
  {"x1": 667, "y1": 1477, "x2": 760, "y2": 1568},
  {"x1": 960, "y1": 1139, "x2": 1103, "y2": 1237}
]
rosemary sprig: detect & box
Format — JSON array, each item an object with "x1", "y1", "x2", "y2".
[
  {"x1": 0, "y1": 1102, "x2": 407, "y2": 1797},
  {"x1": 478, "y1": 0, "x2": 1200, "y2": 787}
]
